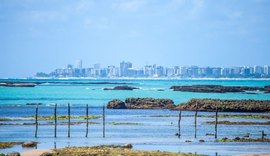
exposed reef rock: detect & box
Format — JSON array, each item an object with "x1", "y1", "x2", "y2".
[
  {"x1": 0, "y1": 82, "x2": 36, "y2": 87},
  {"x1": 125, "y1": 98, "x2": 175, "y2": 109},
  {"x1": 104, "y1": 85, "x2": 139, "y2": 90},
  {"x1": 170, "y1": 85, "x2": 269, "y2": 93},
  {"x1": 107, "y1": 98, "x2": 176, "y2": 109},
  {"x1": 107, "y1": 99, "x2": 127, "y2": 109},
  {"x1": 175, "y1": 98, "x2": 270, "y2": 112}
]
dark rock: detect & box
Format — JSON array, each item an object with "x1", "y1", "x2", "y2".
[
  {"x1": 185, "y1": 140, "x2": 192, "y2": 142},
  {"x1": 221, "y1": 137, "x2": 228, "y2": 142},
  {"x1": 206, "y1": 133, "x2": 214, "y2": 136},
  {"x1": 234, "y1": 137, "x2": 241, "y2": 141},
  {"x1": 175, "y1": 98, "x2": 270, "y2": 112},
  {"x1": 0, "y1": 82, "x2": 36, "y2": 87},
  {"x1": 26, "y1": 103, "x2": 42, "y2": 106},
  {"x1": 22, "y1": 141, "x2": 37, "y2": 148},
  {"x1": 107, "y1": 99, "x2": 127, "y2": 109},
  {"x1": 157, "y1": 89, "x2": 165, "y2": 91},
  {"x1": 125, "y1": 98, "x2": 175, "y2": 109},
  {"x1": 107, "y1": 98, "x2": 176, "y2": 109},
  {"x1": 122, "y1": 144, "x2": 132, "y2": 149},
  {"x1": 40, "y1": 152, "x2": 53, "y2": 156},
  {"x1": 199, "y1": 140, "x2": 205, "y2": 142},
  {"x1": 243, "y1": 133, "x2": 250, "y2": 138},
  {"x1": 104, "y1": 85, "x2": 138, "y2": 90},
  {"x1": 170, "y1": 85, "x2": 265, "y2": 93},
  {"x1": 7, "y1": 152, "x2": 20, "y2": 156}
]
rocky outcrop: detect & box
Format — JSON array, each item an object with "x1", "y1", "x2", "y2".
[
  {"x1": 175, "y1": 98, "x2": 270, "y2": 112},
  {"x1": 22, "y1": 141, "x2": 37, "y2": 148},
  {"x1": 107, "y1": 99, "x2": 127, "y2": 109},
  {"x1": 125, "y1": 98, "x2": 175, "y2": 109},
  {"x1": 107, "y1": 98, "x2": 176, "y2": 109},
  {"x1": 104, "y1": 85, "x2": 139, "y2": 90},
  {"x1": 6, "y1": 152, "x2": 20, "y2": 156},
  {"x1": 0, "y1": 82, "x2": 36, "y2": 87},
  {"x1": 170, "y1": 85, "x2": 268, "y2": 93}
]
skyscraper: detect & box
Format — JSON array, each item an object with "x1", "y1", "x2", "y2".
[
  {"x1": 76, "y1": 59, "x2": 82, "y2": 69},
  {"x1": 264, "y1": 65, "x2": 270, "y2": 75},
  {"x1": 120, "y1": 61, "x2": 132, "y2": 77}
]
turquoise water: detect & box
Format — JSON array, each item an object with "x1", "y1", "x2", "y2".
[
  {"x1": 0, "y1": 79, "x2": 270, "y2": 106},
  {"x1": 0, "y1": 79, "x2": 270, "y2": 155}
]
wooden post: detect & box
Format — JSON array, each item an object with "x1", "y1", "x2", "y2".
[
  {"x1": 86, "y1": 104, "x2": 89, "y2": 138},
  {"x1": 103, "y1": 104, "x2": 105, "y2": 138},
  {"x1": 215, "y1": 104, "x2": 218, "y2": 139},
  {"x1": 54, "y1": 104, "x2": 57, "y2": 138},
  {"x1": 35, "y1": 105, "x2": 38, "y2": 138},
  {"x1": 194, "y1": 102, "x2": 198, "y2": 139},
  {"x1": 68, "y1": 103, "x2": 71, "y2": 138},
  {"x1": 178, "y1": 110, "x2": 182, "y2": 138},
  {"x1": 262, "y1": 130, "x2": 265, "y2": 140}
]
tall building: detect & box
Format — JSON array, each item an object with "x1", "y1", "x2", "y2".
[
  {"x1": 76, "y1": 59, "x2": 82, "y2": 69},
  {"x1": 120, "y1": 61, "x2": 132, "y2": 77},
  {"x1": 254, "y1": 65, "x2": 263, "y2": 75},
  {"x1": 264, "y1": 65, "x2": 270, "y2": 75}
]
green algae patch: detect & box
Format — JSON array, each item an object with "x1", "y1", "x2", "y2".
[
  {"x1": 110, "y1": 122, "x2": 141, "y2": 125},
  {"x1": 216, "y1": 137, "x2": 270, "y2": 142},
  {"x1": 24, "y1": 115, "x2": 101, "y2": 120},
  {"x1": 206, "y1": 121, "x2": 270, "y2": 125},
  {"x1": 0, "y1": 142, "x2": 23, "y2": 149},
  {"x1": 0, "y1": 118, "x2": 12, "y2": 121},
  {"x1": 53, "y1": 145, "x2": 199, "y2": 156},
  {"x1": 138, "y1": 114, "x2": 270, "y2": 119}
]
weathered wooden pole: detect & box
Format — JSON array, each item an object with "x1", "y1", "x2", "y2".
[
  {"x1": 103, "y1": 104, "x2": 105, "y2": 138},
  {"x1": 54, "y1": 104, "x2": 57, "y2": 138},
  {"x1": 194, "y1": 102, "x2": 198, "y2": 139},
  {"x1": 68, "y1": 103, "x2": 71, "y2": 138},
  {"x1": 215, "y1": 104, "x2": 218, "y2": 139},
  {"x1": 35, "y1": 105, "x2": 38, "y2": 138},
  {"x1": 86, "y1": 104, "x2": 89, "y2": 138},
  {"x1": 178, "y1": 110, "x2": 182, "y2": 138}
]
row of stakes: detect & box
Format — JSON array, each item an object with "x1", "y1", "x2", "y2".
[
  {"x1": 34, "y1": 104, "x2": 105, "y2": 138},
  {"x1": 33, "y1": 103, "x2": 266, "y2": 140}
]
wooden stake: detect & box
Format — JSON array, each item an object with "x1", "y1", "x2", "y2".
[
  {"x1": 86, "y1": 104, "x2": 89, "y2": 138},
  {"x1": 54, "y1": 104, "x2": 57, "y2": 138},
  {"x1": 178, "y1": 110, "x2": 182, "y2": 138},
  {"x1": 194, "y1": 102, "x2": 198, "y2": 139},
  {"x1": 215, "y1": 104, "x2": 218, "y2": 139},
  {"x1": 68, "y1": 103, "x2": 70, "y2": 138},
  {"x1": 103, "y1": 104, "x2": 105, "y2": 138},
  {"x1": 35, "y1": 105, "x2": 38, "y2": 138}
]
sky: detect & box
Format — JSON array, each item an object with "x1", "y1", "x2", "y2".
[{"x1": 0, "y1": 0, "x2": 270, "y2": 77}]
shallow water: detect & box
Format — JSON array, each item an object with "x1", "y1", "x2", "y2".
[
  {"x1": 0, "y1": 79, "x2": 270, "y2": 155},
  {"x1": 0, "y1": 107, "x2": 270, "y2": 155}
]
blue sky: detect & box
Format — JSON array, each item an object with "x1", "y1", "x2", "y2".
[{"x1": 0, "y1": 0, "x2": 270, "y2": 77}]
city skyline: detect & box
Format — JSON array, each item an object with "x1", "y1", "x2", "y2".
[
  {"x1": 1, "y1": 0, "x2": 270, "y2": 77},
  {"x1": 35, "y1": 60, "x2": 270, "y2": 78}
]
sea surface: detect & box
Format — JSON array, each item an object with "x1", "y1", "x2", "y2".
[{"x1": 0, "y1": 79, "x2": 270, "y2": 155}]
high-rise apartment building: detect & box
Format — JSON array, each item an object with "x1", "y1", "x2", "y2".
[
  {"x1": 76, "y1": 59, "x2": 82, "y2": 69},
  {"x1": 120, "y1": 61, "x2": 132, "y2": 77}
]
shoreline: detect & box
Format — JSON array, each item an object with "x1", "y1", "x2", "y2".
[{"x1": 1, "y1": 77, "x2": 270, "y2": 81}]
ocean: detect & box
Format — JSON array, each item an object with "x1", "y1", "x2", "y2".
[{"x1": 0, "y1": 79, "x2": 270, "y2": 155}]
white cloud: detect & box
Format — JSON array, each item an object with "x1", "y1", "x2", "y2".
[{"x1": 112, "y1": 0, "x2": 145, "y2": 12}]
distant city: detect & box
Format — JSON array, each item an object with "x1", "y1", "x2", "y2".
[{"x1": 36, "y1": 60, "x2": 270, "y2": 78}]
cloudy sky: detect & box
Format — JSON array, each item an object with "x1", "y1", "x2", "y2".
[{"x1": 0, "y1": 0, "x2": 270, "y2": 77}]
